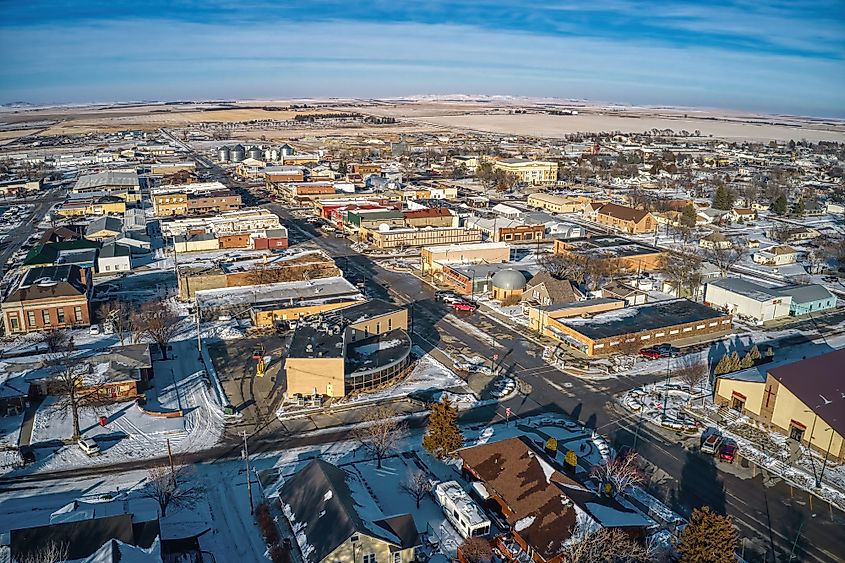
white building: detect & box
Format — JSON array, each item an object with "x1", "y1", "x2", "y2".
[
  {"x1": 433, "y1": 481, "x2": 490, "y2": 539},
  {"x1": 704, "y1": 278, "x2": 791, "y2": 324},
  {"x1": 97, "y1": 243, "x2": 132, "y2": 274},
  {"x1": 752, "y1": 245, "x2": 797, "y2": 266}
]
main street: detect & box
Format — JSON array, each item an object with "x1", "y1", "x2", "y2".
[{"x1": 269, "y1": 203, "x2": 845, "y2": 563}]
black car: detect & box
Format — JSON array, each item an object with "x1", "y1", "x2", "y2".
[{"x1": 655, "y1": 344, "x2": 681, "y2": 357}]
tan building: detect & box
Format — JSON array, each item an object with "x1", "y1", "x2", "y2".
[
  {"x1": 527, "y1": 193, "x2": 598, "y2": 214},
  {"x1": 493, "y1": 159, "x2": 558, "y2": 184},
  {"x1": 285, "y1": 300, "x2": 411, "y2": 398},
  {"x1": 544, "y1": 299, "x2": 731, "y2": 356},
  {"x1": 553, "y1": 235, "x2": 666, "y2": 273},
  {"x1": 55, "y1": 196, "x2": 126, "y2": 217},
  {"x1": 590, "y1": 203, "x2": 657, "y2": 234},
  {"x1": 279, "y1": 459, "x2": 420, "y2": 563},
  {"x1": 402, "y1": 208, "x2": 457, "y2": 228},
  {"x1": 174, "y1": 231, "x2": 219, "y2": 253},
  {"x1": 72, "y1": 171, "x2": 141, "y2": 202},
  {"x1": 714, "y1": 349, "x2": 845, "y2": 462},
  {"x1": 420, "y1": 241, "x2": 510, "y2": 276},
  {"x1": 364, "y1": 226, "x2": 482, "y2": 250},
  {"x1": 527, "y1": 298, "x2": 624, "y2": 334}
]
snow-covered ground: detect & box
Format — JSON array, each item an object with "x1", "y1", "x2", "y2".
[{"x1": 17, "y1": 339, "x2": 224, "y2": 475}]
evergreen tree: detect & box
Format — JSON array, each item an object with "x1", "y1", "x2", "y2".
[
  {"x1": 728, "y1": 351, "x2": 742, "y2": 372},
  {"x1": 771, "y1": 195, "x2": 788, "y2": 215},
  {"x1": 713, "y1": 354, "x2": 731, "y2": 376},
  {"x1": 794, "y1": 198, "x2": 806, "y2": 216},
  {"x1": 679, "y1": 506, "x2": 738, "y2": 563},
  {"x1": 680, "y1": 204, "x2": 697, "y2": 227},
  {"x1": 423, "y1": 396, "x2": 464, "y2": 459},
  {"x1": 739, "y1": 352, "x2": 754, "y2": 369},
  {"x1": 712, "y1": 185, "x2": 734, "y2": 210},
  {"x1": 748, "y1": 345, "x2": 761, "y2": 362}
]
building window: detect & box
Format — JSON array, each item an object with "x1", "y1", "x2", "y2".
[
  {"x1": 363, "y1": 555, "x2": 376, "y2": 563},
  {"x1": 28, "y1": 311, "x2": 36, "y2": 327},
  {"x1": 393, "y1": 554, "x2": 401, "y2": 563},
  {"x1": 57, "y1": 309, "x2": 65, "y2": 324},
  {"x1": 42, "y1": 310, "x2": 51, "y2": 325},
  {"x1": 350, "y1": 535, "x2": 359, "y2": 543},
  {"x1": 789, "y1": 425, "x2": 804, "y2": 442},
  {"x1": 9, "y1": 315, "x2": 19, "y2": 331},
  {"x1": 75, "y1": 307, "x2": 83, "y2": 322}
]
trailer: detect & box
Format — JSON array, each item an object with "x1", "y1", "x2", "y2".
[{"x1": 434, "y1": 481, "x2": 491, "y2": 539}]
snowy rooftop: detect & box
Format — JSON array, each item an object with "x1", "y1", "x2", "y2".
[
  {"x1": 434, "y1": 481, "x2": 489, "y2": 527},
  {"x1": 195, "y1": 276, "x2": 360, "y2": 310}
]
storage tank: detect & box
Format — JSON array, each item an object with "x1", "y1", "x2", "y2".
[
  {"x1": 247, "y1": 146, "x2": 263, "y2": 160},
  {"x1": 217, "y1": 146, "x2": 230, "y2": 162},
  {"x1": 230, "y1": 144, "x2": 246, "y2": 163}
]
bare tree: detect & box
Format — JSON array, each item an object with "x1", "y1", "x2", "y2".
[
  {"x1": 675, "y1": 360, "x2": 708, "y2": 396},
  {"x1": 704, "y1": 240, "x2": 747, "y2": 276},
  {"x1": 136, "y1": 300, "x2": 181, "y2": 360},
  {"x1": 96, "y1": 300, "x2": 132, "y2": 346},
  {"x1": 139, "y1": 463, "x2": 204, "y2": 517},
  {"x1": 660, "y1": 246, "x2": 703, "y2": 298},
  {"x1": 459, "y1": 537, "x2": 493, "y2": 563},
  {"x1": 562, "y1": 528, "x2": 652, "y2": 563},
  {"x1": 353, "y1": 406, "x2": 406, "y2": 469},
  {"x1": 590, "y1": 451, "x2": 645, "y2": 496},
  {"x1": 42, "y1": 329, "x2": 71, "y2": 353},
  {"x1": 400, "y1": 469, "x2": 432, "y2": 508},
  {"x1": 46, "y1": 352, "x2": 110, "y2": 441},
  {"x1": 18, "y1": 541, "x2": 69, "y2": 563}
]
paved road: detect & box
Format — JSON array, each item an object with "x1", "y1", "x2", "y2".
[
  {"x1": 0, "y1": 191, "x2": 64, "y2": 277},
  {"x1": 268, "y1": 204, "x2": 845, "y2": 563}
]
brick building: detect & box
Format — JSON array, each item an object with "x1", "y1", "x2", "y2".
[{"x1": 2, "y1": 265, "x2": 92, "y2": 335}]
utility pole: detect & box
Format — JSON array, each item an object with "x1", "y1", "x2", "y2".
[
  {"x1": 242, "y1": 431, "x2": 254, "y2": 515},
  {"x1": 166, "y1": 438, "x2": 175, "y2": 484}
]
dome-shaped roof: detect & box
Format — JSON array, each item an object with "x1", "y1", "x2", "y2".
[{"x1": 492, "y1": 268, "x2": 527, "y2": 290}]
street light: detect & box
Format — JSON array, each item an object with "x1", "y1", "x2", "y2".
[{"x1": 818, "y1": 426, "x2": 835, "y2": 488}]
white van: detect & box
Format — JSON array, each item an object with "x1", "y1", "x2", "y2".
[{"x1": 78, "y1": 438, "x2": 100, "y2": 456}]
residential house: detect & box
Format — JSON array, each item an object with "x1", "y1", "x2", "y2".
[
  {"x1": 521, "y1": 272, "x2": 580, "y2": 308},
  {"x1": 23, "y1": 240, "x2": 101, "y2": 269},
  {"x1": 85, "y1": 216, "x2": 124, "y2": 241},
  {"x1": 97, "y1": 243, "x2": 132, "y2": 274},
  {"x1": 714, "y1": 349, "x2": 845, "y2": 461},
  {"x1": 599, "y1": 281, "x2": 648, "y2": 306},
  {"x1": 1, "y1": 264, "x2": 92, "y2": 334},
  {"x1": 590, "y1": 203, "x2": 657, "y2": 234},
  {"x1": 279, "y1": 459, "x2": 421, "y2": 563},
  {"x1": 752, "y1": 245, "x2": 797, "y2": 267},
  {"x1": 699, "y1": 231, "x2": 732, "y2": 250},
  {"x1": 730, "y1": 208, "x2": 756, "y2": 222}
]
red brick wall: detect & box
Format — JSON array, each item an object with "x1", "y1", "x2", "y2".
[{"x1": 218, "y1": 234, "x2": 251, "y2": 249}]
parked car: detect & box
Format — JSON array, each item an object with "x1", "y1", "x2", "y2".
[
  {"x1": 639, "y1": 348, "x2": 661, "y2": 360},
  {"x1": 435, "y1": 291, "x2": 459, "y2": 302},
  {"x1": 78, "y1": 438, "x2": 100, "y2": 456},
  {"x1": 654, "y1": 344, "x2": 681, "y2": 357},
  {"x1": 88, "y1": 324, "x2": 101, "y2": 336},
  {"x1": 718, "y1": 442, "x2": 738, "y2": 463},
  {"x1": 701, "y1": 433, "x2": 723, "y2": 455},
  {"x1": 452, "y1": 301, "x2": 477, "y2": 312}
]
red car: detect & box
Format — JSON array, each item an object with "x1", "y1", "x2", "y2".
[
  {"x1": 718, "y1": 443, "x2": 738, "y2": 463},
  {"x1": 639, "y1": 348, "x2": 661, "y2": 360},
  {"x1": 452, "y1": 301, "x2": 477, "y2": 312}
]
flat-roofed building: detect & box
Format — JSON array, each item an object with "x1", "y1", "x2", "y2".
[
  {"x1": 546, "y1": 298, "x2": 731, "y2": 356},
  {"x1": 553, "y1": 235, "x2": 665, "y2": 272},
  {"x1": 527, "y1": 193, "x2": 602, "y2": 214},
  {"x1": 72, "y1": 171, "x2": 140, "y2": 202},
  {"x1": 493, "y1": 159, "x2": 558, "y2": 184},
  {"x1": 420, "y1": 241, "x2": 510, "y2": 275},
  {"x1": 364, "y1": 226, "x2": 482, "y2": 250}
]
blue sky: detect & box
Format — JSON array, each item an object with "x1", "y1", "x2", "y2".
[{"x1": 1, "y1": 1, "x2": 843, "y2": 117}]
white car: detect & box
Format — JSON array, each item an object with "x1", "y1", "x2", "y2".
[
  {"x1": 89, "y1": 325, "x2": 101, "y2": 335},
  {"x1": 78, "y1": 438, "x2": 100, "y2": 456}
]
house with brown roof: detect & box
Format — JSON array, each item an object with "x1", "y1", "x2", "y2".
[
  {"x1": 590, "y1": 203, "x2": 657, "y2": 234},
  {"x1": 458, "y1": 437, "x2": 652, "y2": 563},
  {"x1": 521, "y1": 272, "x2": 581, "y2": 308},
  {"x1": 714, "y1": 348, "x2": 845, "y2": 462},
  {"x1": 2, "y1": 264, "x2": 92, "y2": 335}
]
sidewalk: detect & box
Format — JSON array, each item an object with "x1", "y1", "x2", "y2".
[{"x1": 18, "y1": 396, "x2": 44, "y2": 447}]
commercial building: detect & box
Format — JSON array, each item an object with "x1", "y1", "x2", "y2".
[
  {"x1": 704, "y1": 278, "x2": 836, "y2": 323},
  {"x1": 151, "y1": 182, "x2": 241, "y2": 216},
  {"x1": 544, "y1": 299, "x2": 731, "y2": 356},
  {"x1": 464, "y1": 216, "x2": 546, "y2": 243},
  {"x1": 284, "y1": 300, "x2": 411, "y2": 398},
  {"x1": 363, "y1": 226, "x2": 482, "y2": 250},
  {"x1": 96, "y1": 243, "x2": 131, "y2": 274},
  {"x1": 161, "y1": 208, "x2": 281, "y2": 236},
  {"x1": 72, "y1": 171, "x2": 141, "y2": 202},
  {"x1": 402, "y1": 208, "x2": 457, "y2": 228},
  {"x1": 714, "y1": 349, "x2": 845, "y2": 461},
  {"x1": 55, "y1": 195, "x2": 126, "y2": 217},
  {"x1": 420, "y1": 242, "x2": 510, "y2": 276},
  {"x1": 2, "y1": 265, "x2": 92, "y2": 334},
  {"x1": 492, "y1": 159, "x2": 558, "y2": 184},
  {"x1": 526, "y1": 298, "x2": 624, "y2": 334},
  {"x1": 527, "y1": 193, "x2": 602, "y2": 214},
  {"x1": 553, "y1": 235, "x2": 665, "y2": 273},
  {"x1": 84, "y1": 216, "x2": 123, "y2": 241}
]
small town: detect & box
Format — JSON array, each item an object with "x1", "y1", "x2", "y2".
[{"x1": 0, "y1": 3, "x2": 843, "y2": 563}]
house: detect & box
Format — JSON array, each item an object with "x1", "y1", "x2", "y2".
[
  {"x1": 769, "y1": 226, "x2": 820, "y2": 243},
  {"x1": 599, "y1": 281, "x2": 648, "y2": 306},
  {"x1": 699, "y1": 231, "x2": 731, "y2": 250},
  {"x1": 752, "y1": 245, "x2": 797, "y2": 266},
  {"x1": 1, "y1": 264, "x2": 92, "y2": 334},
  {"x1": 544, "y1": 299, "x2": 731, "y2": 356},
  {"x1": 97, "y1": 243, "x2": 132, "y2": 274},
  {"x1": 714, "y1": 349, "x2": 845, "y2": 462},
  {"x1": 696, "y1": 208, "x2": 728, "y2": 224},
  {"x1": 730, "y1": 208, "x2": 756, "y2": 222},
  {"x1": 521, "y1": 271, "x2": 580, "y2": 308},
  {"x1": 458, "y1": 437, "x2": 652, "y2": 563},
  {"x1": 590, "y1": 203, "x2": 657, "y2": 234},
  {"x1": 279, "y1": 459, "x2": 420, "y2": 563},
  {"x1": 85, "y1": 216, "x2": 124, "y2": 241}
]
